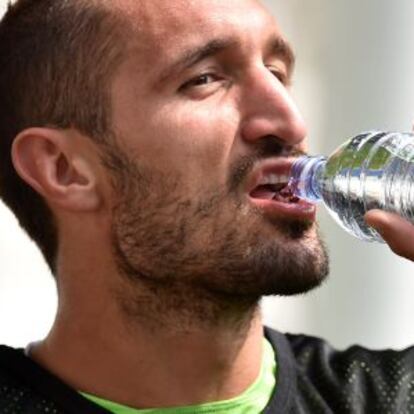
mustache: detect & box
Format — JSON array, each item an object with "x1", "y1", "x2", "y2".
[{"x1": 228, "y1": 136, "x2": 306, "y2": 193}]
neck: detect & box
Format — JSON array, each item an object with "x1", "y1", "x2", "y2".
[{"x1": 30, "y1": 266, "x2": 265, "y2": 409}]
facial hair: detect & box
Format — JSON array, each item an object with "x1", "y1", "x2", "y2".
[{"x1": 102, "y1": 137, "x2": 329, "y2": 331}]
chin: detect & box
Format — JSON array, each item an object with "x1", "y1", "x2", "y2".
[{"x1": 242, "y1": 222, "x2": 329, "y2": 297}]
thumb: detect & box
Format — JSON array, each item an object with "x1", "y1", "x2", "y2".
[{"x1": 365, "y1": 210, "x2": 414, "y2": 261}]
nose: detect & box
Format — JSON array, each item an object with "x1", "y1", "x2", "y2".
[{"x1": 239, "y1": 68, "x2": 307, "y2": 147}]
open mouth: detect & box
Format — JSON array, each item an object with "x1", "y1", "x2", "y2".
[
  {"x1": 247, "y1": 160, "x2": 316, "y2": 221},
  {"x1": 249, "y1": 180, "x2": 299, "y2": 204}
]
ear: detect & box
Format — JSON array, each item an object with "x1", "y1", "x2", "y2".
[{"x1": 12, "y1": 128, "x2": 102, "y2": 212}]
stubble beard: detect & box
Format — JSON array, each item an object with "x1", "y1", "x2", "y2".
[{"x1": 103, "y1": 140, "x2": 329, "y2": 333}]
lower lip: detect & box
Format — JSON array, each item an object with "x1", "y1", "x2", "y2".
[{"x1": 249, "y1": 197, "x2": 317, "y2": 221}]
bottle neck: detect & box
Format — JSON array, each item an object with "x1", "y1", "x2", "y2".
[{"x1": 289, "y1": 156, "x2": 327, "y2": 202}]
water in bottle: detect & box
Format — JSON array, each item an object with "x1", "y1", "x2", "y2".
[{"x1": 288, "y1": 131, "x2": 414, "y2": 242}]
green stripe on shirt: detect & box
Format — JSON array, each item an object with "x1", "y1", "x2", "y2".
[{"x1": 82, "y1": 338, "x2": 276, "y2": 414}]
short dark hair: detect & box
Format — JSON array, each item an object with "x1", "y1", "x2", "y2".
[{"x1": 0, "y1": 0, "x2": 128, "y2": 273}]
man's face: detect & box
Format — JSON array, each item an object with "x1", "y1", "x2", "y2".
[{"x1": 105, "y1": 0, "x2": 328, "y2": 311}]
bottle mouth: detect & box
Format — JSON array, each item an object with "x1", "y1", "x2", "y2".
[{"x1": 288, "y1": 156, "x2": 327, "y2": 202}]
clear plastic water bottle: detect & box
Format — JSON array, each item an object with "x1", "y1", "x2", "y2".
[{"x1": 289, "y1": 131, "x2": 414, "y2": 242}]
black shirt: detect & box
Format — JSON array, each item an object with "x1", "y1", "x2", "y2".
[{"x1": 1, "y1": 328, "x2": 414, "y2": 413}]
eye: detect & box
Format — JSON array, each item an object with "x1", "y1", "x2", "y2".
[
  {"x1": 180, "y1": 73, "x2": 221, "y2": 90},
  {"x1": 268, "y1": 66, "x2": 289, "y2": 86}
]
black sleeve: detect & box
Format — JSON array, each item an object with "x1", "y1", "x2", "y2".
[{"x1": 287, "y1": 333, "x2": 414, "y2": 413}]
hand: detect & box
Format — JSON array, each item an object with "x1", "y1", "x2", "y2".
[{"x1": 365, "y1": 210, "x2": 414, "y2": 261}]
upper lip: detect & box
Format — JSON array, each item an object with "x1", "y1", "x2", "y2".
[{"x1": 246, "y1": 158, "x2": 297, "y2": 196}]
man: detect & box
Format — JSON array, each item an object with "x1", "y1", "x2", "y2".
[{"x1": 0, "y1": 0, "x2": 413, "y2": 413}]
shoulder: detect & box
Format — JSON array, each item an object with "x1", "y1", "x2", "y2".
[
  {"x1": 0, "y1": 345, "x2": 63, "y2": 412},
  {"x1": 266, "y1": 325, "x2": 414, "y2": 366},
  {"x1": 267, "y1": 326, "x2": 414, "y2": 382},
  {"x1": 0, "y1": 345, "x2": 108, "y2": 414},
  {"x1": 0, "y1": 344, "x2": 27, "y2": 382},
  {"x1": 283, "y1": 330, "x2": 414, "y2": 376},
  {"x1": 264, "y1": 327, "x2": 414, "y2": 413}
]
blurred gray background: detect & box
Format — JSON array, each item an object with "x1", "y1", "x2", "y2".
[{"x1": 0, "y1": 0, "x2": 413, "y2": 349}]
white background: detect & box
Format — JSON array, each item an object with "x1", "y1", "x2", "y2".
[{"x1": 0, "y1": 0, "x2": 414, "y2": 350}]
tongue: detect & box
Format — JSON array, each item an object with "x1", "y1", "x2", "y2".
[
  {"x1": 276, "y1": 187, "x2": 300, "y2": 203},
  {"x1": 273, "y1": 191, "x2": 300, "y2": 203},
  {"x1": 250, "y1": 187, "x2": 276, "y2": 200}
]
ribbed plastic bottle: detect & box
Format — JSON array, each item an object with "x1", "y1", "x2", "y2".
[{"x1": 288, "y1": 131, "x2": 414, "y2": 242}]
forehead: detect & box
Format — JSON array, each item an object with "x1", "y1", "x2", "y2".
[{"x1": 116, "y1": 0, "x2": 282, "y2": 57}]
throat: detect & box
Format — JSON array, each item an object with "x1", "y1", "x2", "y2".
[{"x1": 117, "y1": 277, "x2": 260, "y2": 335}]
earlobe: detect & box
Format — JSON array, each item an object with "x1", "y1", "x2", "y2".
[{"x1": 12, "y1": 128, "x2": 102, "y2": 212}]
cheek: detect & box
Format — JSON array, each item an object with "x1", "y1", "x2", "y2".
[
  {"x1": 115, "y1": 89, "x2": 241, "y2": 189},
  {"x1": 151, "y1": 105, "x2": 239, "y2": 181}
]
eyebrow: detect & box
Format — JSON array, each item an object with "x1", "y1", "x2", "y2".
[
  {"x1": 270, "y1": 37, "x2": 296, "y2": 76},
  {"x1": 158, "y1": 38, "x2": 239, "y2": 83},
  {"x1": 158, "y1": 35, "x2": 296, "y2": 83}
]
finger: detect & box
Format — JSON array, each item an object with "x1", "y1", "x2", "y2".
[{"x1": 365, "y1": 210, "x2": 414, "y2": 261}]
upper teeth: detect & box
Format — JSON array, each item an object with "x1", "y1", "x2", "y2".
[{"x1": 259, "y1": 174, "x2": 289, "y2": 186}]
